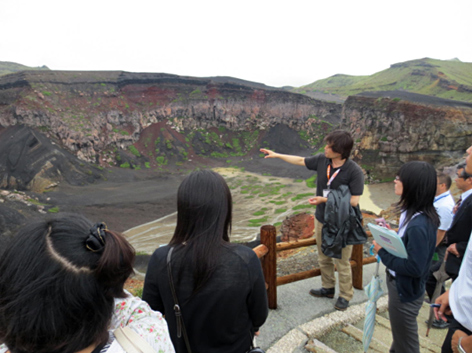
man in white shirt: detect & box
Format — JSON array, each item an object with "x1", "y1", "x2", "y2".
[
  {"x1": 434, "y1": 172, "x2": 455, "y2": 259},
  {"x1": 436, "y1": 145, "x2": 472, "y2": 353},
  {"x1": 426, "y1": 172, "x2": 455, "y2": 328}
]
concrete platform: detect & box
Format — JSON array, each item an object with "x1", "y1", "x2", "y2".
[{"x1": 257, "y1": 262, "x2": 449, "y2": 352}]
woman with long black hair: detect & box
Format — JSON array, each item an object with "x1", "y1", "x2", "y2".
[
  {"x1": 374, "y1": 161, "x2": 439, "y2": 353},
  {"x1": 143, "y1": 170, "x2": 268, "y2": 353}
]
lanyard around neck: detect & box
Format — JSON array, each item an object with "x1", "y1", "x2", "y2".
[
  {"x1": 434, "y1": 193, "x2": 450, "y2": 203},
  {"x1": 327, "y1": 165, "x2": 341, "y2": 189}
]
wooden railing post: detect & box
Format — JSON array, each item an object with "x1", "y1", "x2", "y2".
[
  {"x1": 351, "y1": 244, "x2": 364, "y2": 290},
  {"x1": 260, "y1": 225, "x2": 277, "y2": 309},
  {"x1": 255, "y1": 226, "x2": 374, "y2": 308}
]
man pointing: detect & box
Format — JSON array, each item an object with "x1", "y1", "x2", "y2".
[{"x1": 260, "y1": 130, "x2": 364, "y2": 311}]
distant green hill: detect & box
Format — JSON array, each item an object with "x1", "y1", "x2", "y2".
[
  {"x1": 296, "y1": 58, "x2": 472, "y2": 103},
  {"x1": 0, "y1": 61, "x2": 49, "y2": 76}
]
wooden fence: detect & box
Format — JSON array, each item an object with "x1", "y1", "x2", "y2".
[{"x1": 252, "y1": 225, "x2": 376, "y2": 309}]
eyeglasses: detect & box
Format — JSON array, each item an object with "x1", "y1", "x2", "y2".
[
  {"x1": 457, "y1": 174, "x2": 471, "y2": 179},
  {"x1": 456, "y1": 169, "x2": 472, "y2": 179}
]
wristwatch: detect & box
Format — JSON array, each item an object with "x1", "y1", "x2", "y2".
[{"x1": 458, "y1": 336, "x2": 467, "y2": 353}]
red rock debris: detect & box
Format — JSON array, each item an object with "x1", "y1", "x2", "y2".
[{"x1": 280, "y1": 212, "x2": 315, "y2": 242}]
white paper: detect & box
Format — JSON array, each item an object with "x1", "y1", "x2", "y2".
[{"x1": 368, "y1": 223, "x2": 408, "y2": 259}]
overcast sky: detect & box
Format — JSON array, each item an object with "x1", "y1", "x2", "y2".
[{"x1": 2, "y1": 0, "x2": 471, "y2": 87}]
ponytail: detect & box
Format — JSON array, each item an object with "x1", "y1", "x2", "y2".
[{"x1": 96, "y1": 229, "x2": 135, "y2": 297}]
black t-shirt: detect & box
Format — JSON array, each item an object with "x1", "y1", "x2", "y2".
[{"x1": 305, "y1": 153, "x2": 364, "y2": 223}]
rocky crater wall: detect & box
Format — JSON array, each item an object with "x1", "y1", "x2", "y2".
[
  {"x1": 0, "y1": 71, "x2": 342, "y2": 163},
  {"x1": 0, "y1": 125, "x2": 103, "y2": 192},
  {"x1": 2, "y1": 72, "x2": 472, "y2": 187},
  {"x1": 343, "y1": 91, "x2": 472, "y2": 179}
]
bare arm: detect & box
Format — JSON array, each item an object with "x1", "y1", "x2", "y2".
[
  {"x1": 350, "y1": 195, "x2": 360, "y2": 207},
  {"x1": 260, "y1": 148, "x2": 305, "y2": 166},
  {"x1": 452, "y1": 331, "x2": 472, "y2": 353},
  {"x1": 436, "y1": 229, "x2": 446, "y2": 247},
  {"x1": 308, "y1": 196, "x2": 327, "y2": 205}
]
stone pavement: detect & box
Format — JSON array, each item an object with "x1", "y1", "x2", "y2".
[{"x1": 257, "y1": 262, "x2": 448, "y2": 352}]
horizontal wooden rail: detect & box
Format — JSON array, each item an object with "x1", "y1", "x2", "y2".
[
  {"x1": 277, "y1": 255, "x2": 377, "y2": 286},
  {"x1": 277, "y1": 268, "x2": 322, "y2": 286},
  {"x1": 363, "y1": 255, "x2": 378, "y2": 265},
  {"x1": 276, "y1": 231, "x2": 372, "y2": 253},
  {"x1": 253, "y1": 244, "x2": 268, "y2": 259},
  {"x1": 276, "y1": 237, "x2": 317, "y2": 251}
]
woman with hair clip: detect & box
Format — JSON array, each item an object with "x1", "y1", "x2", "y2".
[
  {"x1": 373, "y1": 161, "x2": 440, "y2": 353},
  {"x1": 0, "y1": 214, "x2": 175, "y2": 353},
  {"x1": 143, "y1": 170, "x2": 268, "y2": 353}
]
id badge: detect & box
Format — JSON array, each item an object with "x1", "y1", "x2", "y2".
[{"x1": 323, "y1": 189, "x2": 330, "y2": 198}]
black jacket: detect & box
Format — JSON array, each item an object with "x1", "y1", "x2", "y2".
[
  {"x1": 379, "y1": 214, "x2": 437, "y2": 302},
  {"x1": 142, "y1": 244, "x2": 268, "y2": 353},
  {"x1": 322, "y1": 185, "x2": 367, "y2": 259},
  {"x1": 445, "y1": 194, "x2": 472, "y2": 278}
]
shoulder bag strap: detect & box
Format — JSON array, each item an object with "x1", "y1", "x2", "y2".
[
  {"x1": 167, "y1": 247, "x2": 192, "y2": 353},
  {"x1": 114, "y1": 326, "x2": 156, "y2": 353}
]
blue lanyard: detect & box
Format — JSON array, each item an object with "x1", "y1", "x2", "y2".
[{"x1": 434, "y1": 193, "x2": 450, "y2": 203}]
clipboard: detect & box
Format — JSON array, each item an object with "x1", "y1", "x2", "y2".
[{"x1": 368, "y1": 223, "x2": 408, "y2": 259}]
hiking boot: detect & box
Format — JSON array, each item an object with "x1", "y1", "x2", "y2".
[
  {"x1": 309, "y1": 287, "x2": 335, "y2": 298},
  {"x1": 433, "y1": 319, "x2": 449, "y2": 329},
  {"x1": 425, "y1": 319, "x2": 449, "y2": 329},
  {"x1": 334, "y1": 297, "x2": 349, "y2": 311}
]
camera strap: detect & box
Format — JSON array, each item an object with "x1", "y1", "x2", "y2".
[
  {"x1": 114, "y1": 326, "x2": 156, "y2": 353},
  {"x1": 167, "y1": 247, "x2": 192, "y2": 353},
  {"x1": 167, "y1": 247, "x2": 264, "y2": 353},
  {"x1": 247, "y1": 332, "x2": 265, "y2": 353}
]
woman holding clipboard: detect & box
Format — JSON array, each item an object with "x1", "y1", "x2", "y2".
[{"x1": 373, "y1": 161, "x2": 439, "y2": 353}]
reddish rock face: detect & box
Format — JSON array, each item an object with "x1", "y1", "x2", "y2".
[
  {"x1": 280, "y1": 212, "x2": 315, "y2": 242},
  {"x1": 0, "y1": 71, "x2": 341, "y2": 163}
]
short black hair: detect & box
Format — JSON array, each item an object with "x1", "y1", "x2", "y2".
[
  {"x1": 325, "y1": 130, "x2": 354, "y2": 160},
  {"x1": 457, "y1": 163, "x2": 472, "y2": 179},
  {"x1": 0, "y1": 214, "x2": 135, "y2": 353},
  {"x1": 437, "y1": 172, "x2": 452, "y2": 190}
]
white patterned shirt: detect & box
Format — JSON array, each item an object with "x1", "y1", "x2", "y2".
[{"x1": 0, "y1": 292, "x2": 175, "y2": 353}]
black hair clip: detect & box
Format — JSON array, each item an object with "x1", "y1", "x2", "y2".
[{"x1": 85, "y1": 222, "x2": 108, "y2": 253}]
